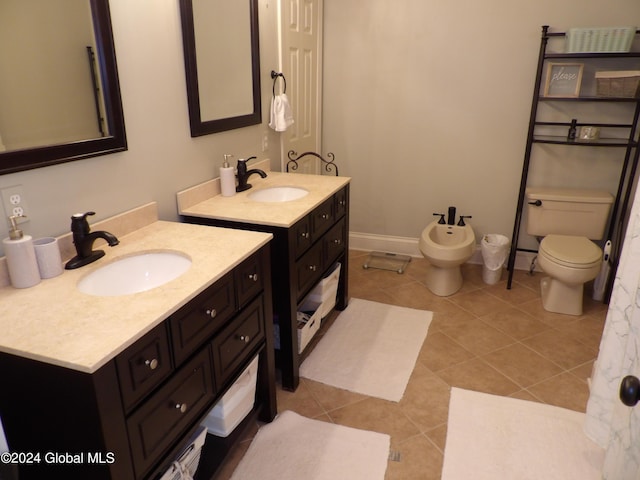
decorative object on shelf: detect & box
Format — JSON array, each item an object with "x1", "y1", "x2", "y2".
[
  {"x1": 565, "y1": 26, "x2": 636, "y2": 53},
  {"x1": 286, "y1": 150, "x2": 339, "y2": 176},
  {"x1": 544, "y1": 63, "x2": 583, "y2": 97},
  {"x1": 595, "y1": 71, "x2": 640, "y2": 98},
  {"x1": 579, "y1": 126, "x2": 601, "y2": 142},
  {"x1": 567, "y1": 118, "x2": 578, "y2": 140}
]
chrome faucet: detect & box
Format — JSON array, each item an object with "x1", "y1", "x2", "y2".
[
  {"x1": 236, "y1": 156, "x2": 267, "y2": 192},
  {"x1": 65, "y1": 211, "x2": 119, "y2": 270}
]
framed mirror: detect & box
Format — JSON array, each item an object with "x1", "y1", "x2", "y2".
[
  {"x1": 0, "y1": 0, "x2": 127, "y2": 175},
  {"x1": 179, "y1": 0, "x2": 261, "y2": 137}
]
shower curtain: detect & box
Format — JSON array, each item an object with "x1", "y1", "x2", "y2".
[{"x1": 584, "y1": 185, "x2": 640, "y2": 479}]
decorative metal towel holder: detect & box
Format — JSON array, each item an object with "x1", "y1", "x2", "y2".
[
  {"x1": 286, "y1": 150, "x2": 339, "y2": 176},
  {"x1": 271, "y1": 70, "x2": 286, "y2": 97}
]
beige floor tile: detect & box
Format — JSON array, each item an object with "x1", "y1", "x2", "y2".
[
  {"x1": 275, "y1": 380, "x2": 324, "y2": 418},
  {"x1": 438, "y1": 317, "x2": 516, "y2": 356},
  {"x1": 417, "y1": 331, "x2": 475, "y2": 372},
  {"x1": 399, "y1": 363, "x2": 452, "y2": 432},
  {"x1": 302, "y1": 378, "x2": 367, "y2": 412},
  {"x1": 435, "y1": 357, "x2": 520, "y2": 396},
  {"x1": 328, "y1": 397, "x2": 420, "y2": 446},
  {"x1": 448, "y1": 289, "x2": 512, "y2": 317},
  {"x1": 425, "y1": 423, "x2": 448, "y2": 453},
  {"x1": 482, "y1": 343, "x2": 563, "y2": 388},
  {"x1": 522, "y1": 329, "x2": 598, "y2": 370},
  {"x1": 479, "y1": 307, "x2": 551, "y2": 340},
  {"x1": 527, "y1": 372, "x2": 591, "y2": 412},
  {"x1": 385, "y1": 434, "x2": 443, "y2": 480}
]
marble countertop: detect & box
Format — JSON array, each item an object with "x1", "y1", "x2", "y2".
[
  {"x1": 0, "y1": 220, "x2": 272, "y2": 373},
  {"x1": 178, "y1": 171, "x2": 351, "y2": 227}
]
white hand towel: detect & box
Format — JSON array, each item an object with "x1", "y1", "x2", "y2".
[{"x1": 269, "y1": 93, "x2": 294, "y2": 132}]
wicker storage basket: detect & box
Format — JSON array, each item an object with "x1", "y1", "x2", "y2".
[{"x1": 595, "y1": 71, "x2": 640, "y2": 98}]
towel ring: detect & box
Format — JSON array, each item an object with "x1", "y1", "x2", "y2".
[{"x1": 271, "y1": 70, "x2": 287, "y2": 97}]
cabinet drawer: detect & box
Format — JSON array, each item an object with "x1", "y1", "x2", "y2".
[
  {"x1": 296, "y1": 242, "x2": 323, "y2": 299},
  {"x1": 334, "y1": 187, "x2": 348, "y2": 219},
  {"x1": 126, "y1": 347, "x2": 215, "y2": 479},
  {"x1": 292, "y1": 215, "x2": 313, "y2": 259},
  {"x1": 170, "y1": 272, "x2": 236, "y2": 365},
  {"x1": 311, "y1": 197, "x2": 335, "y2": 240},
  {"x1": 323, "y1": 218, "x2": 346, "y2": 266},
  {"x1": 211, "y1": 296, "x2": 265, "y2": 390},
  {"x1": 235, "y1": 251, "x2": 264, "y2": 309},
  {"x1": 116, "y1": 322, "x2": 173, "y2": 412}
]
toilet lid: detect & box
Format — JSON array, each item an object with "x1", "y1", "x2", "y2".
[{"x1": 540, "y1": 235, "x2": 602, "y2": 267}]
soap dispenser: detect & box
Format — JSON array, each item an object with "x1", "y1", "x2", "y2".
[
  {"x1": 2, "y1": 215, "x2": 40, "y2": 288},
  {"x1": 220, "y1": 154, "x2": 236, "y2": 197}
]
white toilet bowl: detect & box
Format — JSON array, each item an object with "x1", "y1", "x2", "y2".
[
  {"x1": 419, "y1": 221, "x2": 475, "y2": 296},
  {"x1": 537, "y1": 234, "x2": 602, "y2": 315}
]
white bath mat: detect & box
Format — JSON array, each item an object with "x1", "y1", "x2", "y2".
[
  {"x1": 230, "y1": 410, "x2": 390, "y2": 480},
  {"x1": 442, "y1": 388, "x2": 605, "y2": 480},
  {"x1": 299, "y1": 298, "x2": 432, "y2": 402}
]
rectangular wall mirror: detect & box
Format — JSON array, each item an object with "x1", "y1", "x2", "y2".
[
  {"x1": 179, "y1": 0, "x2": 262, "y2": 137},
  {"x1": 0, "y1": 0, "x2": 127, "y2": 175}
]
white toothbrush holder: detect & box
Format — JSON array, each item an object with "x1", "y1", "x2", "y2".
[{"x1": 33, "y1": 237, "x2": 63, "y2": 279}]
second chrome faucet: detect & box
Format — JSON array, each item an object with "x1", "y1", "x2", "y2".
[{"x1": 236, "y1": 156, "x2": 267, "y2": 192}]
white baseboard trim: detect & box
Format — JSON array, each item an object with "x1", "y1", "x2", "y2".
[{"x1": 349, "y1": 231, "x2": 541, "y2": 272}]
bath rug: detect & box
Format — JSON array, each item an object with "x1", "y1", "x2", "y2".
[
  {"x1": 230, "y1": 410, "x2": 389, "y2": 480},
  {"x1": 442, "y1": 388, "x2": 605, "y2": 480},
  {"x1": 299, "y1": 298, "x2": 432, "y2": 402}
]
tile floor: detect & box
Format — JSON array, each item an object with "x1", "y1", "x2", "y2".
[{"x1": 216, "y1": 249, "x2": 608, "y2": 479}]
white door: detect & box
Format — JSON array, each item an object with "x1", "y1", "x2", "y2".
[{"x1": 277, "y1": 0, "x2": 323, "y2": 174}]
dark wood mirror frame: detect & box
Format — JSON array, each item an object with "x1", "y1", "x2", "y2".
[
  {"x1": 179, "y1": 0, "x2": 262, "y2": 137},
  {"x1": 0, "y1": 0, "x2": 127, "y2": 176}
]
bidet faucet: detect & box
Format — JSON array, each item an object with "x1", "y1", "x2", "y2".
[
  {"x1": 236, "y1": 156, "x2": 267, "y2": 192},
  {"x1": 447, "y1": 206, "x2": 456, "y2": 225},
  {"x1": 65, "y1": 211, "x2": 119, "y2": 270}
]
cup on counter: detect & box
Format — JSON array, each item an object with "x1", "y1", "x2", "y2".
[
  {"x1": 579, "y1": 126, "x2": 600, "y2": 141},
  {"x1": 33, "y1": 237, "x2": 63, "y2": 279}
]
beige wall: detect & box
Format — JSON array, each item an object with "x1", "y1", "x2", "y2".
[
  {"x1": 323, "y1": 0, "x2": 640, "y2": 253},
  {"x1": 0, "y1": 0, "x2": 281, "y2": 256}
]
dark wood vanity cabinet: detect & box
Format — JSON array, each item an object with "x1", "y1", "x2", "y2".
[
  {"x1": 182, "y1": 185, "x2": 350, "y2": 391},
  {"x1": 0, "y1": 244, "x2": 276, "y2": 480}
]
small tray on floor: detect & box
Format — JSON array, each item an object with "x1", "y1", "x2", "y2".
[{"x1": 363, "y1": 251, "x2": 411, "y2": 274}]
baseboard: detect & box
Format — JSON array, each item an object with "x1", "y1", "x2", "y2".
[{"x1": 348, "y1": 231, "x2": 540, "y2": 271}]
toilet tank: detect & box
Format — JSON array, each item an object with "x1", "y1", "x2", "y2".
[{"x1": 525, "y1": 187, "x2": 614, "y2": 239}]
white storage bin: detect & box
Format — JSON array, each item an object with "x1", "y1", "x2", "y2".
[
  {"x1": 202, "y1": 355, "x2": 259, "y2": 437},
  {"x1": 307, "y1": 262, "x2": 341, "y2": 318},
  {"x1": 159, "y1": 426, "x2": 207, "y2": 480},
  {"x1": 297, "y1": 298, "x2": 322, "y2": 353}
]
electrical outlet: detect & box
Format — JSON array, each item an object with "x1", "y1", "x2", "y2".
[{"x1": 1, "y1": 185, "x2": 29, "y2": 224}]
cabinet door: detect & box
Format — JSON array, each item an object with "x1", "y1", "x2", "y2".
[
  {"x1": 296, "y1": 242, "x2": 323, "y2": 300},
  {"x1": 170, "y1": 272, "x2": 236, "y2": 365},
  {"x1": 323, "y1": 218, "x2": 346, "y2": 267},
  {"x1": 235, "y1": 251, "x2": 265, "y2": 309},
  {"x1": 116, "y1": 322, "x2": 173, "y2": 412},
  {"x1": 126, "y1": 347, "x2": 215, "y2": 478},
  {"x1": 334, "y1": 187, "x2": 348, "y2": 219},
  {"x1": 211, "y1": 296, "x2": 265, "y2": 391},
  {"x1": 292, "y1": 214, "x2": 313, "y2": 259},
  {"x1": 311, "y1": 197, "x2": 335, "y2": 240}
]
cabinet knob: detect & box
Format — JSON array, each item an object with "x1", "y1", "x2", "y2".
[
  {"x1": 145, "y1": 358, "x2": 158, "y2": 370},
  {"x1": 301, "y1": 232, "x2": 310, "y2": 239},
  {"x1": 237, "y1": 334, "x2": 250, "y2": 343},
  {"x1": 321, "y1": 213, "x2": 330, "y2": 220},
  {"x1": 175, "y1": 403, "x2": 188, "y2": 414},
  {"x1": 248, "y1": 273, "x2": 258, "y2": 282},
  {"x1": 333, "y1": 239, "x2": 342, "y2": 245},
  {"x1": 308, "y1": 265, "x2": 317, "y2": 272},
  {"x1": 339, "y1": 199, "x2": 346, "y2": 206},
  {"x1": 205, "y1": 308, "x2": 217, "y2": 319}
]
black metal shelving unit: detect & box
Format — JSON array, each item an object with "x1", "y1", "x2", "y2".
[{"x1": 506, "y1": 26, "x2": 640, "y2": 300}]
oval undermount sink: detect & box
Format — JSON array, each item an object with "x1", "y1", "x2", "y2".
[
  {"x1": 248, "y1": 186, "x2": 309, "y2": 203},
  {"x1": 77, "y1": 251, "x2": 192, "y2": 296}
]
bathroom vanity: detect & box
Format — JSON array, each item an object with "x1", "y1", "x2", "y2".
[
  {"x1": 0, "y1": 211, "x2": 276, "y2": 479},
  {"x1": 178, "y1": 170, "x2": 350, "y2": 390}
]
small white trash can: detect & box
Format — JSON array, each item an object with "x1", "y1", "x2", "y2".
[{"x1": 481, "y1": 234, "x2": 510, "y2": 285}]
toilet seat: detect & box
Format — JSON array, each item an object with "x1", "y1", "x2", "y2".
[{"x1": 539, "y1": 235, "x2": 601, "y2": 268}]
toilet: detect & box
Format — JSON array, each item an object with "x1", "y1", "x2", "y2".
[
  {"x1": 526, "y1": 187, "x2": 614, "y2": 316},
  {"x1": 419, "y1": 220, "x2": 475, "y2": 296}
]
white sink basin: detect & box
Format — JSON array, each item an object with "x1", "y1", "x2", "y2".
[
  {"x1": 248, "y1": 186, "x2": 309, "y2": 202},
  {"x1": 77, "y1": 251, "x2": 192, "y2": 296}
]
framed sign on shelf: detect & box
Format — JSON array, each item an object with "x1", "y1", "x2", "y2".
[{"x1": 543, "y1": 63, "x2": 584, "y2": 97}]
